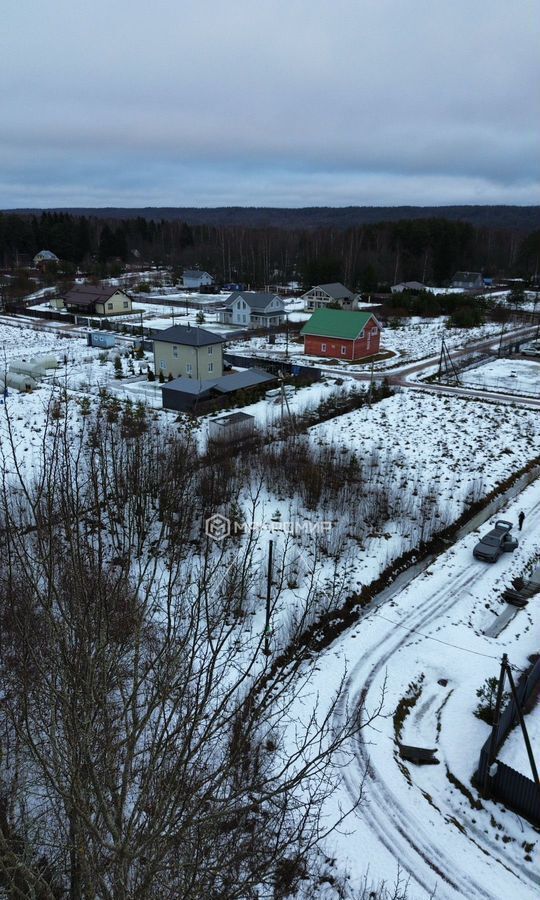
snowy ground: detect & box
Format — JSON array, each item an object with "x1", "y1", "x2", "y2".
[
  {"x1": 2, "y1": 310, "x2": 540, "y2": 898},
  {"x1": 0, "y1": 321, "x2": 85, "y2": 365},
  {"x1": 376, "y1": 318, "x2": 502, "y2": 369},
  {"x1": 309, "y1": 389, "x2": 539, "y2": 523},
  {"x1": 310, "y1": 477, "x2": 540, "y2": 900},
  {"x1": 499, "y1": 672, "x2": 540, "y2": 776},
  {"x1": 111, "y1": 374, "x2": 361, "y2": 427},
  {"x1": 459, "y1": 358, "x2": 540, "y2": 399},
  {"x1": 229, "y1": 317, "x2": 504, "y2": 373}
]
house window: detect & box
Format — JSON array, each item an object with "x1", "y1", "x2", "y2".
[
  {"x1": 321, "y1": 343, "x2": 327, "y2": 352},
  {"x1": 358, "y1": 330, "x2": 364, "y2": 339},
  {"x1": 107, "y1": 303, "x2": 113, "y2": 310},
  {"x1": 341, "y1": 346, "x2": 347, "y2": 355},
  {"x1": 208, "y1": 362, "x2": 214, "y2": 373},
  {"x1": 173, "y1": 345, "x2": 178, "y2": 357},
  {"x1": 208, "y1": 346, "x2": 213, "y2": 355},
  {"x1": 186, "y1": 363, "x2": 192, "y2": 375},
  {"x1": 371, "y1": 326, "x2": 378, "y2": 335},
  {"x1": 160, "y1": 359, "x2": 166, "y2": 370},
  {"x1": 123, "y1": 301, "x2": 129, "y2": 308}
]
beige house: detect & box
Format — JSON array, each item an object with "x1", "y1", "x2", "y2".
[
  {"x1": 152, "y1": 324, "x2": 225, "y2": 380},
  {"x1": 58, "y1": 285, "x2": 134, "y2": 316},
  {"x1": 302, "y1": 282, "x2": 359, "y2": 311}
]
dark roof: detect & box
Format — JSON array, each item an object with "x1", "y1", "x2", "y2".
[
  {"x1": 392, "y1": 281, "x2": 426, "y2": 290},
  {"x1": 303, "y1": 282, "x2": 355, "y2": 300},
  {"x1": 162, "y1": 368, "x2": 273, "y2": 396},
  {"x1": 225, "y1": 291, "x2": 283, "y2": 310},
  {"x1": 153, "y1": 324, "x2": 226, "y2": 347},
  {"x1": 301, "y1": 309, "x2": 379, "y2": 340},
  {"x1": 63, "y1": 285, "x2": 129, "y2": 306},
  {"x1": 183, "y1": 269, "x2": 213, "y2": 279},
  {"x1": 214, "y1": 368, "x2": 273, "y2": 393},
  {"x1": 212, "y1": 412, "x2": 255, "y2": 426}
]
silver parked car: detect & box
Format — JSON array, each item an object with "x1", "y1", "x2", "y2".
[{"x1": 473, "y1": 520, "x2": 519, "y2": 562}]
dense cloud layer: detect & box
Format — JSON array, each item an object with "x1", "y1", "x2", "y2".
[{"x1": 1, "y1": 0, "x2": 539, "y2": 206}]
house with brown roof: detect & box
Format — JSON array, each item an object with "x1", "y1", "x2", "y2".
[{"x1": 55, "y1": 285, "x2": 133, "y2": 316}]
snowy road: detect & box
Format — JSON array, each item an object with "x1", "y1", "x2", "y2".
[{"x1": 323, "y1": 481, "x2": 540, "y2": 899}]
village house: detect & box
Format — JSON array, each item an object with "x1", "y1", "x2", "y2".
[
  {"x1": 302, "y1": 282, "x2": 359, "y2": 311},
  {"x1": 33, "y1": 249, "x2": 60, "y2": 268},
  {"x1": 54, "y1": 285, "x2": 134, "y2": 316},
  {"x1": 182, "y1": 269, "x2": 215, "y2": 289},
  {"x1": 218, "y1": 291, "x2": 286, "y2": 329},
  {"x1": 391, "y1": 281, "x2": 426, "y2": 293},
  {"x1": 152, "y1": 323, "x2": 225, "y2": 380},
  {"x1": 161, "y1": 368, "x2": 275, "y2": 413},
  {"x1": 450, "y1": 271, "x2": 484, "y2": 290},
  {"x1": 301, "y1": 308, "x2": 382, "y2": 361}
]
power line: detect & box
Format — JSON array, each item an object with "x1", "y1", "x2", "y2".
[{"x1": 371, "y1": 609, "x2": 526, "y2": 671}]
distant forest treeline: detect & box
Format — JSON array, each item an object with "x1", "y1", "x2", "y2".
[
  {"x1": 7, "y1": 205, "x2": 540, "y2": 231},
  {"x1": 1, "y1": 209, "x2": 540, "y2": 289}
]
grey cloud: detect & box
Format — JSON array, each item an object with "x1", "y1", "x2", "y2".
[{"x1": 1, "y1": 0, "x2": 539, "y2": 206}]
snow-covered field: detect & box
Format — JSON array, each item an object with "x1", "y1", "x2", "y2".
[
  {"x1": 377, "y1": 317, "x2": 502, "y2": 368},
  {"x1": 229, "y1": 317, "x2": 504, "y2": 373},
  {"x1": 309, "y1": 389, "x2": 539, "y2": 522},
  {"x1": 2, "y1": 311, "x2": 540, "y2": 898},
  {"x1": 459, "y1": 358, "x2": 540, "y2": 398},
  {"x1": 0, "y1": 320, "x2": 85, "y2": 364}
]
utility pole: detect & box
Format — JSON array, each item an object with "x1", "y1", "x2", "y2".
[
  {"x1": 484, "y1": 654, "x2": 540, "y2": 799},
  {"x1": 438, "y1": 337, "x2": 445, "y2": 381},
  {"x1": 264, "y1": 540, "x2": 273, "y2": 656},
  {"x1": 505, "y1": 664, "x2": 540, "y2": 792},
  {"x1": 484, "y1": 653, "x2": 508, "y2": 794},
  {"x1": 368, "y1": 358, "x2": 375, "y2": 406}
]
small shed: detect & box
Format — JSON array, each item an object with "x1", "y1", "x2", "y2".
[
  {"x1": 87, "y1": 332, "x2": 117, "y2": 349},
  {"x1": 209, "y1": 412, "x2": 256, "y2": 442}
]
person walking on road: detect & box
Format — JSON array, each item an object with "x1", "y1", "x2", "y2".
[{"x1": 518, "y1": 510, "x2": 525, "y2": 531}]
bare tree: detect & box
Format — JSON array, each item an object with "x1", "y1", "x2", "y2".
[{"x1": 0, "y1": 396, "x2": 372, "y2": 899}]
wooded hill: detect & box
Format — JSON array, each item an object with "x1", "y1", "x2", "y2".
[
  {"x1": 1, "y1": 209, "x2": 540, "y2": 289},
  {"x1": 6, "y1": 205, "x2": 540, "y2": 232}
]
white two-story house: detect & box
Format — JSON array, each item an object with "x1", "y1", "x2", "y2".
[{"x1": 218, "y1": 291, "x2": 286, "y2": 329}]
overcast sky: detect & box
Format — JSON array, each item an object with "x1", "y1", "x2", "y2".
[{"x1": 1, "y1": 0, "x2": 539, "y2": 208}]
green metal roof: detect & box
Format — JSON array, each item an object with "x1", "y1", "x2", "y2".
[{"x1": 300, "y1": 309, "x2": 376, "y2": 340}]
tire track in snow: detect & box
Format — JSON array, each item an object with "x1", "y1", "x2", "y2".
[{"x1": 334, "y1": 500, "x2": 540, "y2": 899}]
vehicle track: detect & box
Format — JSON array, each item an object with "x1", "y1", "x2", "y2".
[{"x1": 335, "y1": 501, "x2": 540, "y2": 899}]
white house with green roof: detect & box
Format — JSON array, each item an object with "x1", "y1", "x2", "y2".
[{"x1": 300, "y1": 309, "x2": 381, "y2": 361}]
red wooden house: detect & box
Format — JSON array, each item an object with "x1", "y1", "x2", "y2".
[{"x1": 301, "y1": 309, "x2": 382, "y2": 361}]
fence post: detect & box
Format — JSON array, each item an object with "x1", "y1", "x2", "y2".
[
  {"x1": 484, "y1": 654, "x2": 508, "y2": 794},
  {"x1": 504, "y1": 662, "x2": 540, "y2": 794}
]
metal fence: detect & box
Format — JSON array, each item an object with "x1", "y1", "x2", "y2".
[
  {"x1": 477, "y1": 657, "x2": 540, "y2": 824},
  {"x1": 224, "y1": 352, "x2": 321, "y2": 381}
]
